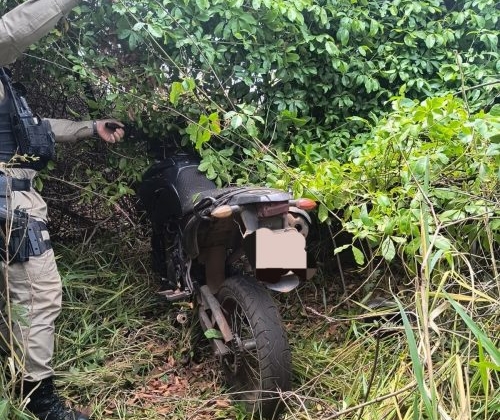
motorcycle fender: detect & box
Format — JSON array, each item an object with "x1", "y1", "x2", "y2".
[
  {"x1": 254, "y1": 228, "x2": 307, "y2": 270},
  {"x1": 288, "y1": 206, "x2": 312, "y2": 224}
]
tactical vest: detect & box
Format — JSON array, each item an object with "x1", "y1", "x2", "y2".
[
  {"x1": 0, "y1": 87, "x2": 18, "y2": 164},
  {"x1": 0, "y1": 69, "x2": 55, "y2": 171}
]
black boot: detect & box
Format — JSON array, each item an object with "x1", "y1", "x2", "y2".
[{"x1": 23, "y1": 377, "x2": 91, "y2": 420}]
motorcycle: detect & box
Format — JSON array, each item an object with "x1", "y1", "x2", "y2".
[{"x1": 137, "y1": 149, "x2": 316, "y2": 419}]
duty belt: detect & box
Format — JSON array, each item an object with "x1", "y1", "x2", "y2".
[
  {"x1": 0, "y1": 174, "x2": 31, "y2": 192},
  {"x1": 0, "y1": 174, "x2": 50, "y2": 263}
]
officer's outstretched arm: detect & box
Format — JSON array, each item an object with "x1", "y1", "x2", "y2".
[{"x1": 45, "y1": 118, "x2": 125, "y2": 144}]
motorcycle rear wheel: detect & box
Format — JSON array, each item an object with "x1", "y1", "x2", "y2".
[{"x1": 216, "y1": 275, "x2": 291, "y2": 419}]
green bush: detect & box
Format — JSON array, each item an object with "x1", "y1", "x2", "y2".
[
  {"x1": 284, "y1": 96, "x2": 500, "y2": 274},
  {"x1": 17, "y1": 0, "x2": 500, "y2": 166}
]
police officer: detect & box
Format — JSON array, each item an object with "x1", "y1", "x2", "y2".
[{"x1": 0, "y1": 1, "x2": 125, "y2": 419}]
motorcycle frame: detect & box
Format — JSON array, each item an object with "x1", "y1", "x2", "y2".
[{"x1": 140, "y1": 150, "x2": 312, "y2": 358}]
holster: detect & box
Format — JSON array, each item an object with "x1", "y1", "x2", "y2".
[
  {"x1": 0, "y1": 205, "x2": 30, "y2": 264},
  {"x1": 0, "y1": 175, "x2": 51, "y2": 264}
]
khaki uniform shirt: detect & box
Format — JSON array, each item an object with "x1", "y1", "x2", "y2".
[
  {"x1": 0, "y1": 0, "x2": 92, "y2": 144},
  {"x1": 0, "y1": 0, "x2": 89, "y2": 218}
]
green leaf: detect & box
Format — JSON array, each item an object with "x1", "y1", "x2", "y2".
[
  {"x1": 325, "y1": 41, "x2": 339, "y2": 56},
  {"x1": 411, "y1": 157, "x2": 428, "y2": 176},
  {"x1": 360, "y1": 204, "x2": 373, "y2": 227},
  {"x1": 377, "y1": 194, "x2": 391, "y2": 207},
  {"x1": 352, "y1": 246, "x2": 365, "y2": 265},
  {"x1": 198, "y1": 161, "x2": 210, "y2": 172},
  {"x1": 196, "y1": 128, "x2": 211, "y2": 150},
  {"x1": 118, "y1": 157, "x2": 127, "y2": 170},
  {"x1": 434, "y1": 235, "x2": 451, "y2": 251},
  {"x1": 381, "y1": 237, "x2": 396, "y2": 261},
  {"x1": 429, "y1": 249, "x2": 444, "y2": 274},
  {"x1": 128, "y1": 32, "x2": 142, "y2": 50},
  {"x1": 209, "y1": 112, "x2": 221, "y2": 134},
  {"x1": 231, "y1": 115, "x2": 243, "y2": 129},
  {"x1": 182, "y1": 78, "x2": 196, "y2": 91},
  {"x1": 425, "y1": 34, "x2": 436, "y2": 49},
  {"x1": 489, "y1": 104, "x2": 500, "y2": 117},
  {"x1": 439, "y1": 210, "x2": 466, "y2": 223},
  {"x1": 245, "y1": 118, "x2": 258, "y2": 137},
  {"x1": 170, "y1": 82, "x2": 183, "y2": 105},
  {"x1": 470, "y1": 359, "x2": 500, "y2": 372},
  {"x1": 337, "y1": 27, "x2": 350, "y2": 46},
  {"x1": 0, "y1": 399, "x2": 10, "y2": 419},
  {"x1": 147, "y1": 24, "x2": 163, "y2": 38},
  {"x1": 334, "y1": 244, "x2": 350, "y2": 254},
  {"x1": 252, "y1": 0, "x2": 262, "y2": 9},
  {"x1": 486, "y1": 144, "x2": 500, "y2": 156},
  {"x1": 476, "y1": 341, "x2": 489, "y2": 397},
  {"x1": 132, "y1": 22, "x2": 145, "y2": 31},
  {"x1": 287, "y1": 7, "x2": 297, "y2": 22},
  {"x1": 204, "y1": 329, "x2": 224, "y2": 339},
  {"x1": 318, "y1": 203, "x2": 329, "y2": 222},
  {"x1": 196, "y1": 0, "x2": 210, "y2": 9}
]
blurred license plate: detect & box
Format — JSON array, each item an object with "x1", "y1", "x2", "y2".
[{"x1": 255, "y1": 228, "x2": 306, "y2": 269}]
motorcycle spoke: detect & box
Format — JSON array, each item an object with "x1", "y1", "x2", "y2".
[{"x1": 224, "y1": 303, "x2": 262, "y2": 388}]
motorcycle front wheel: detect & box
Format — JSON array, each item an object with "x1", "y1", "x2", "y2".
[{"x1": 216, "y1": 275, "x2": 291, "y2": 419}]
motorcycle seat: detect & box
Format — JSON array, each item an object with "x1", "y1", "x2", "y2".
[{"x1": 190, "y1": 187, "x2": 291, "y2": 214}]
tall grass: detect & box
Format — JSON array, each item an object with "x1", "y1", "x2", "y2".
[
  {"x1": 1, "y1": 226, "x2": 499, "y2": 419},
  {"x1": 284, "y1": 273, "x2": 499, "y2": 420}
]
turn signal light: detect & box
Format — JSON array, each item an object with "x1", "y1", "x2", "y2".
[
  {"x1": 211, "y1": 205, "x2": 234, "y2": 218},
  {"x1": 294, "y1": 198, "x2": 317, "y2": 211}
]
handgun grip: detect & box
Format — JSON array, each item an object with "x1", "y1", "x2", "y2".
[{"x1": 105, "y1": 122, "x2": 122, "y2": 131}]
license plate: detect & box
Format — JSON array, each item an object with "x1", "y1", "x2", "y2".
[{"x1": 255, "y1": 228, "x2": 307, "y2": 269}]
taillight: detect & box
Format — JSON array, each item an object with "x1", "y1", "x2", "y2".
[
  {"x1": 293, "y1": 198, "x2": 317, "y2": 211},
  {"x1": 211, "y1": 205, "x2": 234, "y2": 218}
]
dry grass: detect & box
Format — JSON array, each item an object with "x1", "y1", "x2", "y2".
[{"x1": 1, "y1": 231, "x2": 499, "y2": 420}]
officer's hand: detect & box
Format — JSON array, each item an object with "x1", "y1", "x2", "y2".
[{"x1": 95, "y1": 119, "x2": 125, "y2": 143}]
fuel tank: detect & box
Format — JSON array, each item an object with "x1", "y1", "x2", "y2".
[{"x1": 138, "y1": 153, "x2": 216, "y2": 224}]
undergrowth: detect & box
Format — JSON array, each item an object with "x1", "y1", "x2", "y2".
[{"x1": 1, "y1": 225, "x2": 498, "y2": 419}]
